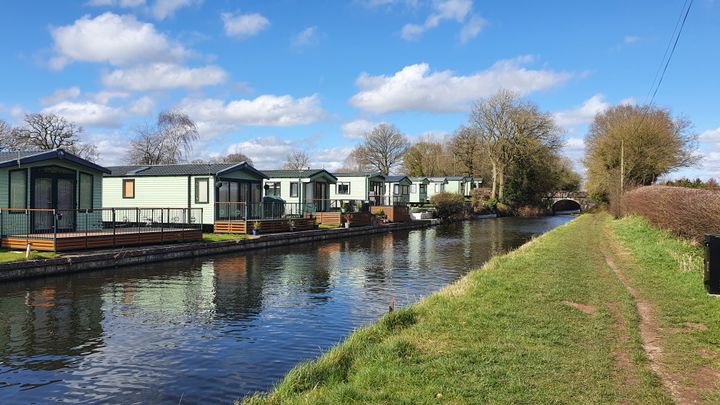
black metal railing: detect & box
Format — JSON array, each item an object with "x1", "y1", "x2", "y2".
[
  {"x1": 215, "y1": 202, "x2": 314, "y2": 221},
  {"x1": 0, "y1": 207, "x2": 203, "y2": 251},
  {"x1": 368, "y1": 196, "x2": 409, "y2": 207}
]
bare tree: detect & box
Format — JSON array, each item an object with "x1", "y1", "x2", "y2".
[
  {"x1": 7, "y1": 113, "x2": 99, "y2": 160},
  {"x1": 403, "y1": 140, "x2": 444, "y2": 176},
  {"x1": 470, "y1": 90, "x2": 560, "y2": 200},
  {"x1": 338, "y1": 148, "x2": 372, "y2": 172},
  {"x1": 0, "y1": 120, "x2": 12, "y2": 151},
  {"x1": 352, "y1": 124, "x2": 408, "y2": 175},
  {"x1": 193, "y1": 152, "x2": 254, "y2": 165},
  {"x1": 127, "y1": 110, "x2": 199, "y2": 165},
  {"x1": 283, "y1": 151, "x2": 311, "y2": 170},
  {"x1": 449, "y1": 125, "x2": 481, "y2": 177}
]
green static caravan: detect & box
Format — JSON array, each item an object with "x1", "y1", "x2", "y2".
[
  {"x1": 329, "y1": 172, "x2": 387, "y2": 205},
  {"x1": 408, "y1": 177, "x2": 430, "y2": 204},
  {"x1": 102, "y1": 162, "x2": 268, "y2": 227},
  {"x1": 262, "y1": 169, "x2": 338, "y2": 212},
  {"x1": 383, "y1": 175, "x2": 412, "y2": 206},
  {"x1": 445, "y1": 176, "x2": 475, "y2": 197},
  {"x1": 0, "y1": 149, "x2": 109, "y2": 236},
  {"x1": 426, "y1": 177, "x2": 449, "y2": 200}
]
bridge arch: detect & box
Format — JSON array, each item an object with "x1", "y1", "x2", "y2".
[{"x1": 552, "y1": 199, "x2": 582, "y2": 213}]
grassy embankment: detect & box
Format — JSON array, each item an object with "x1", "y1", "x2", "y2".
[
  {"x1": 243, "y1": 213, "x2": 720, "y2": 404},
  {"x1": 0, "y1": 249, "x2": 56, "y2": 263}
]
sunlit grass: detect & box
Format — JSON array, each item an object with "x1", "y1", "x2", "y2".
[
  {"x1": 0, "y1": 248, "x2": 57, "y2": 263},
  {"x1": 202, "y1": 233, "x2": 249, "y2": 242}
]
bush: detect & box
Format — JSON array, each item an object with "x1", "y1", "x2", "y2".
[
  {"x1": 622, "y1": 185, "x2": 720, "y2": 243},
  {"x1": 471, "y1": 188, "x2": 494, "y2": 214},
  {"x1": 517, "y1": 206, "x2": 551, "y2": 217},
  {"x1": 430, "y1": 192, "x2": 466, "y2": 220}
]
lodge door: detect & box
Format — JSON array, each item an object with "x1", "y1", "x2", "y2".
[{"x1": 32, "y1": 168, "x2": 76, "y2": 233}]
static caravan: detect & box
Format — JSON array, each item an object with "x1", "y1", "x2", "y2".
[
  {"x1": 329, "y1": 172, "x2": 387, "y2": 206},
  {"x1": 426, "y1": 177, "x2": 449, "y2": 200},
  {"x1": 408, "y1": 177, "x2": 430, "y2": 204},
  {"x1": 0, "y1": 149, "x2": 108, "y2": 240},
  {"x1": 445, "y1": 176, "x2": 474, "y2": 196},
  {"x1": 103, "y1": 162, "x2": 267, "y2": 229},
  {"x1": 262, "y1": 169, "x2": 337, "y2": 212},
  {"x1": 383, "y1": 176, "x2": 412, "y2": 206}
]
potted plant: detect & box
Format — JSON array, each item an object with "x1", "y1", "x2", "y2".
[
  {"x1": 344, "y1": 216, "x2": 352, "y2": 229},
  {"x1": 375, "y1": 208, "x2": 386, "y2": 223},
  {"x1": 288, "y1": 218, "x2": 296, "y2": 231},
  {"x1": 252, "y1": 221, "x2": 262, "y2": 235},
  {"x1": 314, "y1": 217, "x2": 320, "y2": 229},
  {"x1": 341, "y1": 203, "x2": 349, "y2": 214}
]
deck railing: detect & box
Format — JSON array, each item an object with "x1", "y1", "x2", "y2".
[
  {"x1": 215, "y1": 202, "x2": 314, "y2": 221},
  {"x1": 0, "y1": 208, "x2": 203, "y2": 251},
  {"x1": 312, "y1": 199, "x2": 370, "y2": 213},
  {"x1": 368, "y1": 196, "x2": 409, "y2": 207}
]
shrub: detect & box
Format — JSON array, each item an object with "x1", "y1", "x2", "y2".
[
  {"x1": 517, "y1": 206, "x2": 551, "y2": 217},
  {"x1": 430, "y1": 192, "x2": 466, "y2": 220},
  {"x1": 622, "y1": 185, "x2": 720, "y2": 243},
  {"x1": 470, "y1": 188, "x2": 494, "y2": 214}
]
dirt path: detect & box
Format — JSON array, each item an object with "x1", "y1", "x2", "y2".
[{"x1": 602, "y1": 224, "x2": 710, "y2": 404}]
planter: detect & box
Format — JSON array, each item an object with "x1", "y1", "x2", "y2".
[
  {"x1": 344, "y1": 222, "x2": 351, "y2": 229},
  {"x1": 252, "y1": 229, "x2": 260, "y2": 236}
]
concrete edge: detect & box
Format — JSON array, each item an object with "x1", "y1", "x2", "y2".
[{"x1": 0, "y1": 221, "x2": 435, "y2": 282}]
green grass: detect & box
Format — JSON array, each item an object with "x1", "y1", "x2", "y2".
[
  {"x1": 202, "y1": 233, "x2": 249, "y2": 242},
  {"x1": 0, "y1": 248, "x2": 57, "y2": 263},
  {"x1": 242, "y1": 214, "x2": 677, "y2": 404},
  {"x1": 610, "y1": 216, "x2": 720, "y2": 402},
  {"x1": 318, "y1": 224, "x2": 339, "y2": 230}
]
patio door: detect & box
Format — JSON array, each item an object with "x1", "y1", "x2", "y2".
[
  {"x1": 314, "y1": 182, "x2": 328, "y2": 211},
  {"x1": 32, "y1": 167, "x2": 76, "y2": 233}
]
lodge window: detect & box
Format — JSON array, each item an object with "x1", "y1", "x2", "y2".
[
  {"x1": 123, "y1": 179, "x2": 135, "y2": 199},
  {"x1": 393, "y1": 184, "x2": 400, "y2": 195},
  {"x1": 401, "y1": 185, "x2": 409, "y2": 195},
  {"x1": 9, "y1": 169, "x2": 27, "y2": 209},
  {"x1": 435, "y1": 183, "x2": 444, "y2": 193},
  {"x1": 290, "y1": 182, "x2": 299, "y2": 197},
  {"x1": 337, "y1": 182, "x2": 350, "y2": 195},
  {"x1": 195, "y1": 178, "x2": 209, "y2": 204},
  {"x1": 410, "y1": 184, "x2": 417, "y2": 193},
  {"x1": 420, "y1": 184, "x2": 427, "y2": 193},
  {"x1": 79, "y1": 173, "x2": 94, "y2": 210},
  {"x1": 265, "y1": 182, "x2": 281, "y2": 197}
]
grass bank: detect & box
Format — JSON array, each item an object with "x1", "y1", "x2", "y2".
[
  {"x1": 0, "y1": 249, "x2": 56, "y2": 263},
  {"x1": 243, "y1": 212, "x2": 720, "y2": 404}
]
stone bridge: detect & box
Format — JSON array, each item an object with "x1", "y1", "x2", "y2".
[{"x1": 543, "y1": 191, "x2": 595, "y2": 212}]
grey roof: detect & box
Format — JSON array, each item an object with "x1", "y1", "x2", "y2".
[
  {"x1": 0, "y1": 149, "x2": 110, "y2": 174},
  {"x1": 385, "y1": 175, "x2": 411, "y2": 183},
  {"x1": 333, "y1": 172, "x2": 385, "y2": 178},
  {"x1": 446, "y1": 176, "x2": 473, "y2": 181},
  {"x1": 105, "y1": 162, "x2": 267, "y2": 179},
  {"x1": 428, "y1": 177, "x2": 449, "y2": 183},
  {"x1": 263, "y1": 169, "x2": 338, "y2": 181},
  {"x1": 409, "y1": 177, "x2": 430, "y2": 183}
]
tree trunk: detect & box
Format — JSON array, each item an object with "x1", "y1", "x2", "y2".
[
  {"x1": 498, "y1": 165, "x2": 505, "y2": 201},
  {"x1": 490, "y1": 162, "x2": 497, "y2": 200}
]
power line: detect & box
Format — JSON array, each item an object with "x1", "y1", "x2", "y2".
[{"x1": 648, "y1": 0, "x2": 694, "y2": 106}]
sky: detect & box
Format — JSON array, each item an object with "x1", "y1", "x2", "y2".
[{"x1": 0, "y1": 0, "x2": 719, "y2": 178}]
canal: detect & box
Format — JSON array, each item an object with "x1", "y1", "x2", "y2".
[{"x1": 0, "y1": 216, "x2": 572, "y2": 403}]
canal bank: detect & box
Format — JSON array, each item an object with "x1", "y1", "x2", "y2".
[
  {"x1": 0, "y1": 220, "x2": 434, "y2": 282},
  {"x1": 244, "y1": 213, "x2": 720, "y2": 404}
]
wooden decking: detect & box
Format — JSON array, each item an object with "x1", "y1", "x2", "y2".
[
  {"x1": 1, "y1": 228, "x2": 202, "y2": 252},
  {"x1": 214, "y1": 218, "x2": 315, "y2": 234},
  {"x1": 316, "y1": 212, "x2": 342, "y2": 227},
  {"x1": 371, "y1": 206, "x2": 411, "y2": 223}
]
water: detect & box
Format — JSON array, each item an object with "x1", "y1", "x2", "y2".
[{"x1": 0, "y1": 216, "x2": 572, "y2": 404}]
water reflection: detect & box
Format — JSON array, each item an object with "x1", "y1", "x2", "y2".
[{"x1": 0, "y1": 216, "x2": 572, "y2": 404}]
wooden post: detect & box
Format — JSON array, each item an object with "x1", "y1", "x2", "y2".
[
  {"x1": 53, "y1": 209, "x2": 58, "y2": 255},
  {"x1": 112, "y1": 208, "x2": 116, "y2": 248},
  {"x1": 160, "y1": 208, "x2": 164, "y2": 243}
]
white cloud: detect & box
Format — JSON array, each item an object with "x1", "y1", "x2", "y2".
[
  {"x1": 225, "y1": 137, "x2": 302, "y2": 169},
  {"x1": 87, "y1": 0, "x2": 146, "y2": 7},
  {"x1": 564, "y1": 137, "x2": 586, "y2": 152},
  {"x1": 623, "y1": 35, "x2": 640, "y2": 44},
  {"x1": 350, "y1": 56, "x2": 573, "y2": 113},
  {"x1": 42, "y1": 97, "x2": 154, "y2": 128},
  {"x1": 152, "y1": 0, "x2": 198, "y2": 20},
  {"x1": 292, "y1": 26, "x2": 321, "y2": 48},
  {"x1": 700, "y1": 128, "x2": 720, "y2": 143},
  {"x1": 87, "y1": 132, "x2": 131, "y2": 166},
  {"x1": 360, "y1": 0, "x2": 419, "y2": 7},
  {"x1": 102, "y1": 63, "x2": 227, "y2": 91},
  {"x1": 459, "y1": 15, "x2": 486, "y2": 44},
  {"x1": 222, "y1": 12, "x2": 270, "y2": 39},
  {"x1": 341, "y1": 119, "x2": 377, "y2": 139},
  {"x1": 39, "y1": 87, "x2": 81, "y2": 106},
  {"x1": 553, "y1": 94, "x2": 609, "y2": 129},
  {"x1": 312, "y1": 146, "x2": 355, "y2": 171},
  {"x1": 50, "y1": 12, "x2": 187, "y2": 69},
  {"x1": 178, "y1": 94, "x2": 325, "y2": 137},
  {"x1": 401, "y1": 0, "x2": 477, "y2": 41}
]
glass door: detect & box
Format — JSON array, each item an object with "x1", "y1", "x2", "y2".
[
  {"x1": 33, "y1": 178, "x2": 54, "y2": 232},
  {"x1": 32, "y1": 167, "x2": 77, "y2": 233}
]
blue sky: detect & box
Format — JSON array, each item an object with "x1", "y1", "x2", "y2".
[{"x1": 0, "y1": 0, "x2": 718, "y2": 178}]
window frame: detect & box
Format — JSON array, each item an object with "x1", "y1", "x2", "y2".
[
  {"x1": 122, "y1": 179, "x2": 135, "y2": 199},
  {"x1": 401, "y1": 185, "x2": 409, "y2": 195},
  {"x1": 195, "y1": 177, "x2": 210, "y2": 204},
  {"x1": 8, "y1": 168, "x2": 28, "y2": 211},
  {"x1": 78, "y1": 172, "x2": 94, "y2": 211},
  {"x1": 393, "y1": 184, "x2": 400, "y2": 195},
  {"x1": 290, "y1": 182, "x2": 299, "y2": 197},
  {"x1": 336, "y1": 182, "x2": 351, "y2": 195},
  {"x1": 410, "y1": 184, "x2": 417, "y2": 193},
  {"x1": 265, "y1": 181, "x2": 281, "y2": 197}
]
